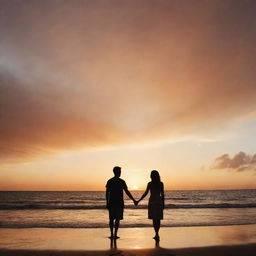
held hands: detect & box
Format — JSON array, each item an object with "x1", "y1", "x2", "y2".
[{"x1": 133, "y1": 199, "x2": 141, "y2": 206}]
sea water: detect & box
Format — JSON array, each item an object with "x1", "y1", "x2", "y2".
[{"x1": 0, "y1": 190, "x2": 255, "y2": 228}]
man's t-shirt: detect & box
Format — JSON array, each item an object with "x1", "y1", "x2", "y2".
[{"x1": 106, "y1": 177, "x2": 127, "y2": 208}]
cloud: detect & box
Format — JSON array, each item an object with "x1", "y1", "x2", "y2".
[
  {"x1": 1, "y1": 0, "x2": 256, "y2": 161},
  {"x1": 0, "y1": 70, "x2": 125, "y2": 159},
  {"x1": 212, "y1": 152, "x2": 256, "y2": 172}
]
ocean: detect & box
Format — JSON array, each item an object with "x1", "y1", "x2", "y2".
[{"x1": 0, "y1": 190, "x2": 255, "y2": 228}]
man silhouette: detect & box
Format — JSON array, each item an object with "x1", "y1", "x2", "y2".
[{"x1": 106, "y1": 166, "x2": 136, "y2": 239}]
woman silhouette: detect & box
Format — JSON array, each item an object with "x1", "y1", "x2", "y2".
[{"x1": 138, "y1": 170, "x2": 165, "y2": 241}]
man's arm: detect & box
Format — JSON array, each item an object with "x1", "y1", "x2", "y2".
[
  {"x1": 124, "y1": 187, "x2": 136, "y2": 204},
  {"x1": 106, "y1": 188, "x2": 110, "y2": 209}
]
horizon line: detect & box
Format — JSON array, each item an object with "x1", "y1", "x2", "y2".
[{"x1": 1, "y1": 188, "x2": 255, "y2": 192}]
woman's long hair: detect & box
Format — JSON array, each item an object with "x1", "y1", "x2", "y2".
[{"x1": 150, "y1": 170, "x2": 161, "y2": 188}]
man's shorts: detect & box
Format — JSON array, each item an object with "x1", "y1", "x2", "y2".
[{"x1": 108, "y1": 206, "x2": 124, "y2": 220}]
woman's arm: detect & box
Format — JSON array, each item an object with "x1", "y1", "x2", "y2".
[
  {"x1": 161, "y1": 182, "x2": 165, "y2": 209},
  {"x1": 138, "y1": 183, "x2": 150, "y2": 203}
]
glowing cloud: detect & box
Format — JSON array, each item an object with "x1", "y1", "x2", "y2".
[{"x1": 212, "y1": 152, "x2": 256, "y2": 172}]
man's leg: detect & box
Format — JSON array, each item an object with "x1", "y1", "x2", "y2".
[
  {"x1": 109, "y1": 218, "x2": 114, "y2": 238},
  {"x1": 114, "y1": 219, "x2": 120, "y2": 238}
]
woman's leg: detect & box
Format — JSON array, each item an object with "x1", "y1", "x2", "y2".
[{"x1": 153, "y1": 219, "x2": 160, "y2": 239}]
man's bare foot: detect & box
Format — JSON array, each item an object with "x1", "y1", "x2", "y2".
[
  {"x1": 114, "y1": 236, "x2": 120, "y2": 239},
  {"x1": 108, "y1": 236, "x2": 114, "y2": 239}
]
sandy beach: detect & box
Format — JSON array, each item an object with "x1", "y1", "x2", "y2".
[
  {"x1": 0, "y1": 225, "x2": 255, "y2": 256},
  {"x1": 0, "y1": 243, "x2": 256, "y2": 256}
]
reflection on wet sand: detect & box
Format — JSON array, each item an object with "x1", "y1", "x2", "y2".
[
  {"x1": 110, "y1": 238, "x2": 117, "y2": 250},
  {"x1": 0, "y1": 225, "x2": 256, "y2": 251}
]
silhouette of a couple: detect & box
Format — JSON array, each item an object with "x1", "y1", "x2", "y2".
[{"x1": 106, "y1": 166, "x2": 165, "y2": 241}]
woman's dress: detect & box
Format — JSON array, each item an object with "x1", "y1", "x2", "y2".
[{"x1": 148, "y1": 182, "x2": 163, "y2": 220}]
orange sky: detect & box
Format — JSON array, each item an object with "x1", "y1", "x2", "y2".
[{"x1": 0, "y1": 0, "x2": 256, "y2": 190}]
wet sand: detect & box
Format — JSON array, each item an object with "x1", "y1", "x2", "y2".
[
  {"x1": 0, "y1": 225, "x2": 255, "y2": 255},
  {"x1": 0, "y1": 244, "x2": 256, "y2": 256}
]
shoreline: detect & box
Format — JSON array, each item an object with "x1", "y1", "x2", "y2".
[
  {"x1": 1, "y1": 243, "x2": 256, "y2": 256},
  {"x1": 1, "y1": 222, "x2": 256, "y2": 229}
]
